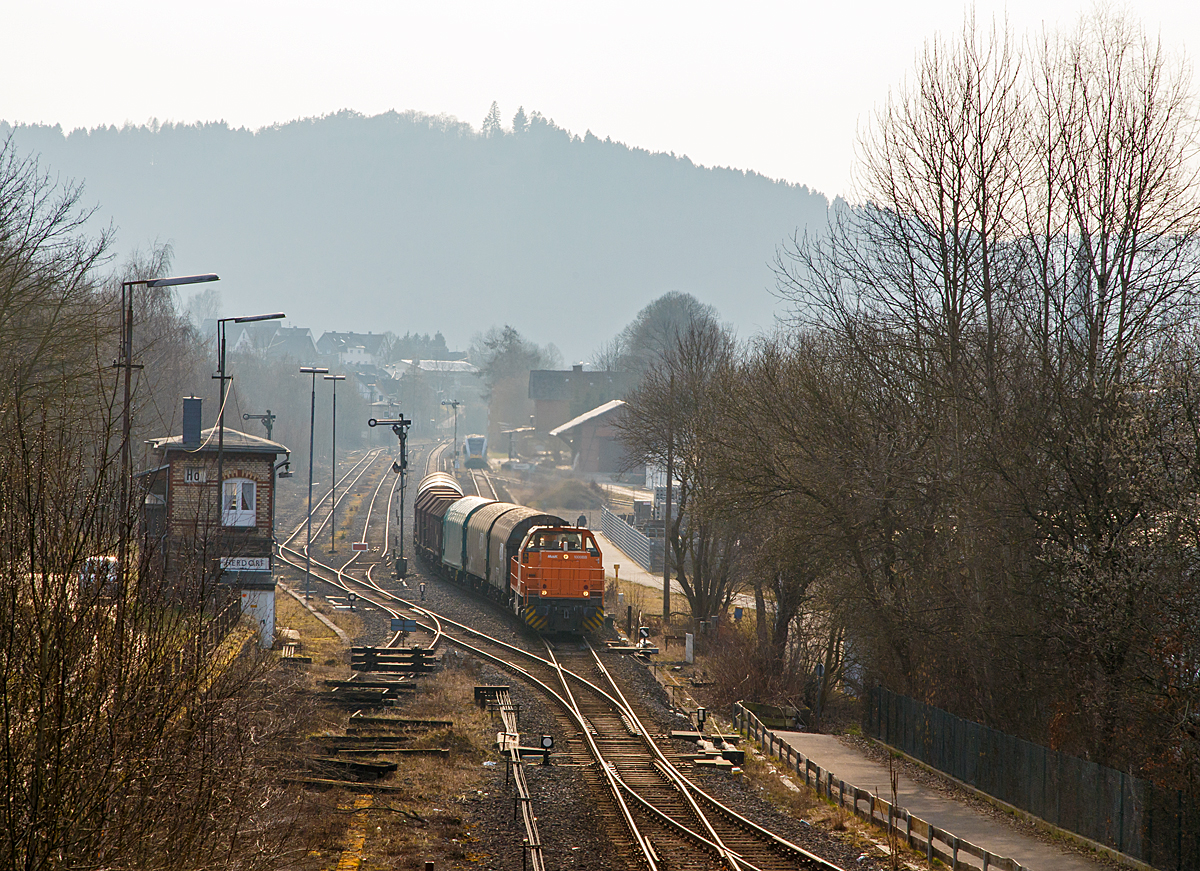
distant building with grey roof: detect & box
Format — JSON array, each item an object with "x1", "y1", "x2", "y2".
[{"x1": 528, "y1": 364, "x2": 631, "y2": 434}]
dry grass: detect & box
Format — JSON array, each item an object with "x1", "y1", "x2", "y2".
[
  {"x1": 608, "y1": 578, "x2": 663, "y2": 630},
  {"x1": 606, "y1": 577, "x2": 758, "y2": 635},
  {"x1": 332, "y1": 491, "x2": 366, "y2": 547},
  {"x1": 739, "y1": 747, "x2": 821, "y2": 817},
  {"x1": 274, "y1": 589, "x2": 360, "y2": 679},
  {"x1": 262, "y1": 608, "x2": 502, "y2": 871},
  {"x1": 349, "y1": 660, "x2": 500, "y2": 870}
]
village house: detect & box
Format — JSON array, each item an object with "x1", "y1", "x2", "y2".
[
  {"x1": 316, "y1": 330, "x2": 395, "y2": 367},
  {"x1": 549, "y1": 399, "x2": 641, "y2": 476},
  {"x1": 528, "y1": 364, "x2": 630, "y2": 434}
]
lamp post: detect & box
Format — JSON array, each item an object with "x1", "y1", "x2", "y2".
[
  {"x1": 299, "y1": 366, "x2": 329, "y2": 599},
  {"x1": 324, "y1": 374, "x2": 346, "y2": 551},
  {"x1": 662, "y1": 373, "x2": 674, "y2": 630},
  {"x1": 116, "y1": 272, "x2": 218, "y2": 631},
  {"x1": 441, "y1": 398, "x2": 462, "y2": 467},
  {"x1": 215, "y1": 313, "x2": 285, "y2": 537}
]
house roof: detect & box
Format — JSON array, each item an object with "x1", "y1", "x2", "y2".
[
  {"x1": 549, "y1": 400, "x2": 626, "y2": 437},
  {"x1": 317, "y1": 331, "x2": 391, "y2": 357},
  {"x1": 150, "y1": 426, "x2": 289, "y2": 456},
  {"x1": 528, "y1": 368, "x2": 628, "y2": 401},
  {"x1": 227, "y1": 323, "x2": 319, "y2": 361},
  {"x1": 406, "y1": 359, "x2": 478, "y2": 374},
  {"x1": 268, "y1": 326, "x2": 320, "y2": 360}
]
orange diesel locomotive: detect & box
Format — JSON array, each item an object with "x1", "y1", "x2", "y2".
[{"x1": 413, "y1": 472, "x2": 605, "y2": 633}]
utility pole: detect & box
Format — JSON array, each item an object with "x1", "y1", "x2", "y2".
[
  {"x1": 324, "y1": 374, "x2": 346, "y2": 551},
  {"x1": 115, "y1": 272, "x2": 218, "y2": 673}
]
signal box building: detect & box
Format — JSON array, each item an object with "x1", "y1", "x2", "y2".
[{"x1": 141, "y1": 397, "x2": 290, "y2": 648}]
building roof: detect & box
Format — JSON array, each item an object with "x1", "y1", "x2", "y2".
[
  {"x1": 407, "y1": 359, "x2": 478, "y2": 374},
  {"x1": 227, "y1": 323, "x2": 319, "y2": 361},
  {"x1": 316, "y1": 331, "x2": 392, "y2": 358},
  {"x1": 528, "y1": 367, "x2": 628, "y2": 401},
  {"x1": 549, "y1": 400, "x2": 626, "y2": 437},
  {"x1": 150, "y1": 426, "x2": 289, "y2": 456},
  {"x1": 268, "y1": 326, "x2": 320, "y2": 360},
  {"x1": 381, "y1": 360, "x2": 478, "y2": 381}
]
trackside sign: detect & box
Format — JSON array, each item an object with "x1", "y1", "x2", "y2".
[{"x1": 219, "y1": 556, "x2": 270, "y2": 572}]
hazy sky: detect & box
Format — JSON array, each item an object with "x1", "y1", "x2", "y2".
[{"x1": 4, "y1": 1, "x2": 1194, "y2": 201}]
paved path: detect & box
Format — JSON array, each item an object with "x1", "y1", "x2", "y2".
[
  {"x1": 593, "y1": 529, "x2": 684, "y2": 597},
  {"x1": 775, "y1": 732, "x2": 1108, "y2": 871},
  {"x1": 593, "y1": 529, "x2": 756, "y2": 612}
]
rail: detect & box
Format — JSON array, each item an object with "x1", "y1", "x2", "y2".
[
  {"x1": 479, "y1": 687, "x2": 547, "y2": 871},
  {"x1": 733, "y1": 702, "x2": 1032, "y2": 871}
]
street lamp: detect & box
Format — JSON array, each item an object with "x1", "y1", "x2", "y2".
[
  {"x1": 662, "y1": 372, "x2": 674, "y2": 630},
  {"x1": 441, "y1": 398, "x2": 462, "y2": 467},
  {"x1": 117, "y1": 272, "x2": 218, "y2": 630},
  {"x1": 299, "y1": 365, "x2": 330, "y2": 599},
  {"x1": 215, "y1": 313, "x2": 286, "y2": 535},
  {"x1": 324, "y1": 374, "x2": 346, "y2": 552}
]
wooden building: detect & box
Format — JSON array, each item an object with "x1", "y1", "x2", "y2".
[{"x1": 549, "y1": 399, "x2": 641, "y2": 475}]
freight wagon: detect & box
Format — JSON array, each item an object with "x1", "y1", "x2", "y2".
[{"x1": 413, "y1": 471, "x2": 605, "y2": 633}]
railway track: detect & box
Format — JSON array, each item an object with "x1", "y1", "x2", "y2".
[
  {"x1": 274, "y1": 441, "x2": 844, "y2": 870},
  {"x1": 469, "y1": 467, "x2": 498, "y2": 499}
]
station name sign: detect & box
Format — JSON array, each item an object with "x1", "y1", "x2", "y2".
[{"x1": 219, "y1": 556, "x2": 271, "y2": 572}]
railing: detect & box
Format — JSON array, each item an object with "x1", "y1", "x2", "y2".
[
  {"x1": 733, "y1": 702, "x2": 1031, "y2": 871},
  {"x1": 600, "y1": 506, "x2": 663, "y2": 571},
  {"x1": 869, "y1": 688, "x2": 1198, "y2": 871}
]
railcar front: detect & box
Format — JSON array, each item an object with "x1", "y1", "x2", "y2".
[
  {"x1": 510, "y1": 527, "x2": 605, "y2": 633},
  {"x1": 462, "y1": 434, "x2": 488, "y2": 469}
]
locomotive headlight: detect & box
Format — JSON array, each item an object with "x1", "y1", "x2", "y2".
[{"x1": 540, "y1": 588, "x2": 548, "y2": 596}]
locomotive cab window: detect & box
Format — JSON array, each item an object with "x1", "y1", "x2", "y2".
[
  {"x1": 530, "y1": 531, "x2": 563, "y2": 551},
  {"x1": 222, "y1": 478, "x2": 256, "y2": 527}
]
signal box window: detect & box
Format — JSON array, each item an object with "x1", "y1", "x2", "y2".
[{"x1": 222, "y1": 478, "x2": 256, "y2": 527}]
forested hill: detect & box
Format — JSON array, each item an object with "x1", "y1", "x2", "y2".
[{"x1": 3, "y1": 111, "x2": 830, "y2": 358}]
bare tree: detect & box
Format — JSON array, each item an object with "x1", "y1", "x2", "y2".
[
  {"x1": 617, "y1": 319, "x2": 743, "y2": 628},
  {"x1": 0, "y1": 137, "x2": 308, "y2": 870},
  {"x1": 761, "y1": 6, "x2": 1200, "y2": 774},
  {"x1": 595, "y1": 291, "x2": 719, "y2": 382}
]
